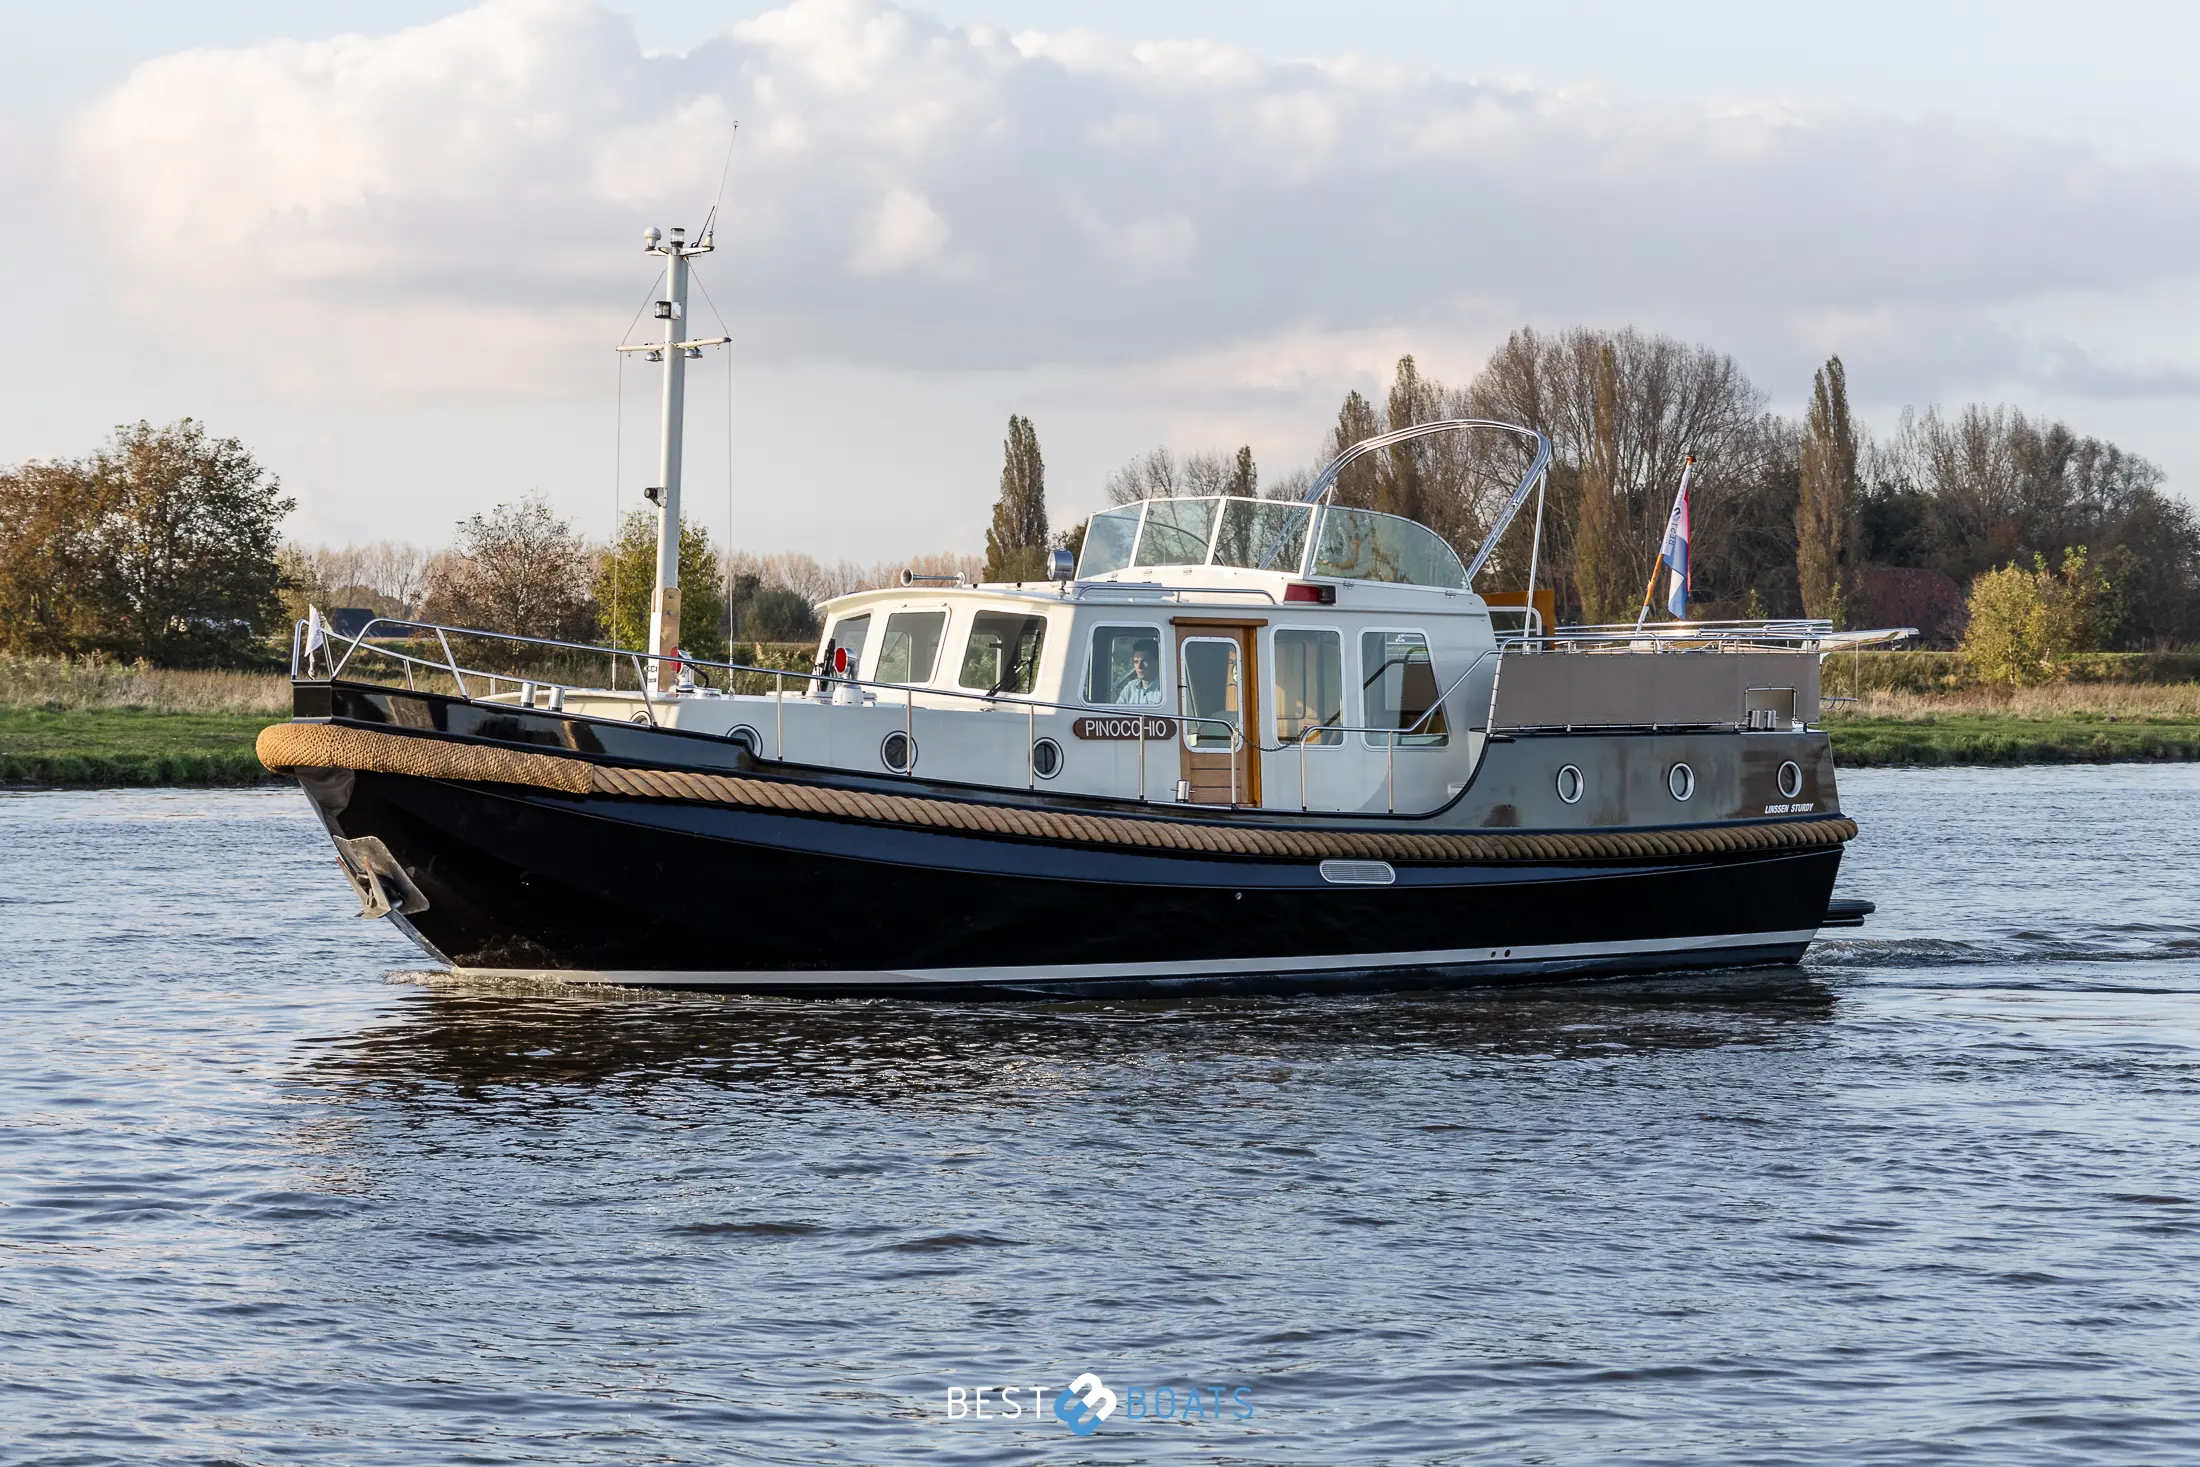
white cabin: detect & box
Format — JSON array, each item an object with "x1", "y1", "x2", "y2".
[{"x1": 601, "y1": 495, "x2": 1505, "y2": 815}]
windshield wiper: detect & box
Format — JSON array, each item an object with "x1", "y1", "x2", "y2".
[{"x1": 985, "y1": 657, "x2": 1026, "y2": 698}]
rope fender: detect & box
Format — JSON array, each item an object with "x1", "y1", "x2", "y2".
[{"x1": 258, "y1": 720, "x2": 1857, "y2": 865}]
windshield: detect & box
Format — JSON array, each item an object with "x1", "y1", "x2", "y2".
[
  {"x1": 1077, "y1": 506, "x2": 1141, "y2": 578},
  {"x1": 1213, "y1": 499, "x2": 1312, "y2": 572},
  {"x1": 1131, "y1": 498, "x2": 1218, "y2": 567},
  {"x1": 1311, "y1": 508, "x2": 1467, "y2": 588}
]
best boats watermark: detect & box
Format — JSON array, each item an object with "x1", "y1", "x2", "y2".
[{"x1": 943, "y1": 1372, "x2": 1255, "y2": 1435}]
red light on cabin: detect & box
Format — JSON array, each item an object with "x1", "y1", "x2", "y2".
[
  {"x1": 1284, "y1": 583, "x2": 1335, "y2": 604},
  {"x1": 832, "y1": 646, "x2": 849, "y2": 674}
]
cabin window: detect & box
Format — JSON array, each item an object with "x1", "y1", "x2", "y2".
[
  {"x1": 1360, "y1": 630, "x2": 1449, "y2": 747},
  {"x1": 1085, "y1": 624, "x2": 1166, "y2": 706},
  {"x1": 1132, "y1": 497, "x2": 1218, "y2": 567},
  {"x1": 875, "y1": 610, "x2": 947, "y2": 684},
  {"x1": 1078, "y1": 505, "x2": 1142, "y2": 578},
  {"x1": 1213, "y1": 499, "x2": 1313, "y2": 573},
  {"x1": 1312, "y1": 508, "x2": 1468, "y2": 588},
  {"x1": 824, "y1": 613, "x2": 870, "y2": 671},
  {"x1": 1273, "y1": 628, "x2": 1343, "y2": 746},
  {"x1": 1179, "y1": 637, "x2": 1243, "y2": 749},
  {"x1": 957, "y1": 612, "x2": 1048, "y2": 695}
]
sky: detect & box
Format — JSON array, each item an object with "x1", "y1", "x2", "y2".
[{"x1": 4, "y1": 0, "x2": 2199, "y2": 561}]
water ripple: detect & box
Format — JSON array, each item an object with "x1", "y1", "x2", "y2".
[{"x1": 2, "y1": 773, "x2": 2199, "y2": 1463}]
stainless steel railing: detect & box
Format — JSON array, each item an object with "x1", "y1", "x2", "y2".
[
  {"x1": 295, "y1": 614, "x2": 1252, "y2": 803},
  {"x1": 294, "y1": 613, "x2": 1867, "y2": 818}
]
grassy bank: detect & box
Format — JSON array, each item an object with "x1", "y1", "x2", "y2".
[
  {"x1": 1825, "y1": 684, "x2": 2200, "y2": 766},
  {"x1": 0, "y1": 647, "x2": 819, "y2": 787},
  {"x1": 0, "y1": 707, "x2": 278, "y2": 785},
  {"x1": 0, "y1": 658, "x2": 288, "y2": 786}
]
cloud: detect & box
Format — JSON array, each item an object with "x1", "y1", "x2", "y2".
[
  {"x1": 850, "y1": 185, "x2": 952, "y2": 274},
  {"x1": 62, "y1": 0, "x2": 2200, "y2": 401}
]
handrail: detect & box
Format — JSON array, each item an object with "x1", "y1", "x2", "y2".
[
  {"x1": 1262, "y1": 642, "x2": 1507, "y2": 813},
  {"x1": 1557, "y1": 617, "x2": 1833, "y2": 637},
  {"x1": 310, "y1": 615, "x2": 1228, "y2": 732},
  {"x1": 294, "y1": 611, "x2": 1854, "y2": 818},
  {"x1": 297, "y1": 614, "x2": 1249, "y2": 800}
]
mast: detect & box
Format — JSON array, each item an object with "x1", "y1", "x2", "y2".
[{"x1": 624, "y1": 223, "x2": 730, "y2": 691}]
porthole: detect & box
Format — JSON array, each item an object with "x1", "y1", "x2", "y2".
[
  {"x1": 1031, "y1": 737, "x2": 1063, "y2": 779},
  {"x1": 880, "y1": 730, "x2": 917, "y2": 773},
  {"x1": 725, "y1": 724, "x2": 761, "y2": 756},
  {"x1": 1555, "y1": 764, "x2": 1583, "y2": 805},
  {"x1": 1667, "y1": 762, "x2": 1696, "y2": 801},
  {"x1": 1777, "y1": 760, "x2": 1804, "y2": 800}
]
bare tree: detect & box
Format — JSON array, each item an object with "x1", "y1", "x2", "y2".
[
  {"x1": 417, "y1": 496, "x2": 594, "y2": 641},
  {"x1": 1463, "y1": 327, "x2": 1768, "y2": 619},
  {"x1": 355, "y1": 540, "x2": 431, "y2": 608},
  {"x1": 1104, "y1": 445, "x2": 1249, "y2": 504},
  {"x1": 1105, "y1": 448, "x2": 1179, "y2": 505}
]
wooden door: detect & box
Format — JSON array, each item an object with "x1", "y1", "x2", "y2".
[{"x1": 1174, "y1": 620, "x2": 1262, "y2": 806}]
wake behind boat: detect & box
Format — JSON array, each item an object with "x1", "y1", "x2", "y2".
[{"x1": 263, "y1": 224, "x2": 1902, "y2": 996}]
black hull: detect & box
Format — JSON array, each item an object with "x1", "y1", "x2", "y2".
[{"x1": 304, "y1": 765, "x2": 1842, "y2": 998}]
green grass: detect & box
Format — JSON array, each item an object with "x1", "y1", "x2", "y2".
[
  {"x1": 0, "y1": 707, "x2": 281, "y2": 786},
  {"x1": 1827, "y1": 711, "x2": 2200, "y2": 767}
]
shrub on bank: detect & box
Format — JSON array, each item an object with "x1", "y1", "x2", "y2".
[{"x1": 1960, "y1": 548, "x2": 2113, "y2": 687}]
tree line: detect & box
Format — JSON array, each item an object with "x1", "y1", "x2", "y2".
[
  {"x1": 0, "y1": 420, "x2": 293, "y2": 667},
  {"x1": 288, "y1": 505, "x2": 987, "y2": 662},
  {"x1": 990, "y1": 328, "x2": 2199, "y2": 648},
  {"x1": 11, "y1": 339, "x2": 2194, "y2": 671},
  {"x1": 0, "y1": 418, "x2": 986, "y2": 668}
]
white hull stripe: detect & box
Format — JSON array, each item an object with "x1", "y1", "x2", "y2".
[{"x1": 454, "y1": 927, "x2": 1820, "y2": 987}]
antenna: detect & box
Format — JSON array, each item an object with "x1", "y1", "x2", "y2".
[{"x1": 699, "y1": 121, "x2": 739, "y2": 249}]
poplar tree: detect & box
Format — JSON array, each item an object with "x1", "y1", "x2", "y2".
[
  {"x1": 1571, "y1": 345, "x2": 1626, "y2": 623},
  {"x1": 1227, "y1": 446, "x2": 1257, "y2": 497},
  {"x1": 1381, "y1": 354, "x2": 1436, "y2": 522},
  {"x1": 983, "y1": 414, "x2": 1049, "y2": 581},
  {"x1": 1327, "y1": 391, "x2": 1382, "y2": 507},
  {"x1": 1797, "y1": 355, "x2": 1858, "y2": 627}
]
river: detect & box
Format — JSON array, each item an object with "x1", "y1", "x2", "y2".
[{"x1": 4, "y1": 766, "x2": 2198, "y2": 1463}]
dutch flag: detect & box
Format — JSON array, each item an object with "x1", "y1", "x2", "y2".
[{"x1": 1655, "y1": 481, "x2": 1691, "y2": 620}]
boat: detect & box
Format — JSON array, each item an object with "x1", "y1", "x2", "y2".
[{"x1": 262, "y1": 224, "x2": 1903, "y2": 996}]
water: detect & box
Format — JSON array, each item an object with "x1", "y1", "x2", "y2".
[{"x1": 4, "y1": 768, "x2": 2200, "y2": 1464}]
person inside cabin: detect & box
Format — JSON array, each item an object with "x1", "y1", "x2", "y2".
[{"x1": 1113, "y1": 639, "x2": 1165, "y2": 705}]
